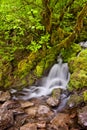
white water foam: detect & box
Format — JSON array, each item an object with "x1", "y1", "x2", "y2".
[{"x1": 11, "y1": 58, "x2": 70, "y2": 100}]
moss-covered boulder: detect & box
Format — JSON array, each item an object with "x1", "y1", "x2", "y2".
[
  {"x1": 69, "y1": 70, "x2": 87, "y2": 90},
  {"x1": 67, "y1": 93, "x2": 84, "y2": 108},
  {"x1": 68, "y1": 49, "x2": 87, "y2": 90}
]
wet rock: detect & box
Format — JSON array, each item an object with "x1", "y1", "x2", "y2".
[
  {"x1": 78, "y1": 105, "x2": 87, "y2": 127},
  {"x1": 20, "y1": 123, "x2": 37, "y2": 130},
  {"x1": 37, "y1": 105, "x2": 54, "y2": 122},
  {"x1": 25, "y1": 107, "x2": 37, "y2": 118},
  {"x1": 52, "y1": 88, "x2": 61, "y2": 99},
  {"x1": 1, "y1": 100, "x2": 21, "y2": 109},
  {"x1": 37, "y1": 105, "x2": 53, "y2": 117},
  {"x1": 0, "y1": 109, "x2": 14, "y2": 130},
  {"x1": 0, "y1": 91, "x2": 11, "y2": 102},
  {"x1": 38, "y1": 105, "x2": 50, "y2": 114},
  {"x1": 46, "y1": 97, "x2": 59, "y2": 107},
  {"x1": 50, "y1": 113, "x2": 70, "y2": 130},
  {"x1": 20, "y1": 100, "x2": 34, "y2": 108}
]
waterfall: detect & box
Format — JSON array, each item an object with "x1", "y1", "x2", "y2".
[{"x1": 11, "y1": 58, "x2": 70, "y2": 100}]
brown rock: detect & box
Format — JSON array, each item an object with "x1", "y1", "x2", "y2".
[
  {"x1": 37, "y1": 105, "x2": 53, "y2": 117},
  {"x1": 0, "y1": 91, "x2": 11, "y2": 102},
  {"x1": 20, "y1": 100, "x2": 34, "y2": 108},
  {"x1": 0, "y1": 109, "x2": 14, "y2": 130},
  {"x1": 11, "y1": 108, "x2": 25, "y2": 115},
  {"x1": 46, "y1": 97, "x2": 59, "y2": 107},
  {"x1": 1, "y1": 100, "x2": 21, "y2": 109},
  {"x1": 51, "y1": 113, "x2": 70, "y2": 130},
  {"x1": 78, "y1": 105, "x2": 87, "y2": 127},
  {"x1": 20, "y1": 123, "x2": 37, "y2": 130},
  {"x1": 25, "y1": 107, "x2": 37, "y2": 118},
  {"x1": 38, "y1": 105, "x2": 50, "y2": 114}
]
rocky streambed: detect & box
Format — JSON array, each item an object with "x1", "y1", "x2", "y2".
[{"x1": 0, "y1": 90, "x2": 87, "y2": 130}]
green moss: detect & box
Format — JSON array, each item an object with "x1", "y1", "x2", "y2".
[
  {"x1": 52, "y1": 88, "x2": 61, "y2": 99},
  {"x1": 69, "y1": 49, "x2": 87, "y2": 73},
  {"x1": 83, "y1": 90, "x2": 87, "y2": 101},
  {"x1": 68, "y1": 49, "x2": 87, "y2": 91},
  {"x1": 18, "y1": 59, "x2": 30, "y2": 77},
  {"x1": 4, "y1": 79, "x2": 12, "y2": 88},
  {"x1": 18, "y1": 52, "x2": 39, "y2": 78},
  {"x1": 45, "y1": 54, "x2": 56, "y2": 69},
  {"x1": 34, "y1": 61, "x2": 45, "y2": 77},
  {"x1": 67, "y1": 94, "x2": 84, "y2": 107},
  {"x1": 68, "y1": 70, "x2": 87, "y2": 90},
  {"x1": 61, "y1": 43, "x2": 81, "y2": 62}
]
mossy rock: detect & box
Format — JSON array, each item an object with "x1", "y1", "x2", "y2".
[
  {"x1": 52, "y1": 88, "x2": 61, "y2": 99},
  {"x1": 68, "y1": 49, "x2": 87, "y2": 91},
  {"x1": 68, "y1": 70, "x2": 87, "y2": 90},
  {"x1": 67, "y1": 93, "x2": 84, "y2": 108},
  {"x1": 69, "y1": 49, "x2": 87, "y2": 72}
]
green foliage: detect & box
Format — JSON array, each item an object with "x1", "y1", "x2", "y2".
[
  {"x1": 26, "y1": 33, "x2": 50, "y2": 52},
  {"x1": 61, "y1": 43, "x2": 81, "y2": 62},
  {"x1": 0, "y1": 0, "x2": 87, "y2": 62},
  {"x1": 0, "y1": 0, "x2": 44, "y2": 61}
]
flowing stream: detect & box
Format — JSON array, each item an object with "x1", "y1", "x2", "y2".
[{"x1": 11, "y1": 58, "x2": 70, "y2": 101}]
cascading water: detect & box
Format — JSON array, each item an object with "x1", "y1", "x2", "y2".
[{"x1": 11, "y1": 58, "x2": 70, "y2": 101}]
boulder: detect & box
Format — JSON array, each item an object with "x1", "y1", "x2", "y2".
[{"x1": 68, "y1": 49, "x2": 87, "y2": 91}]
